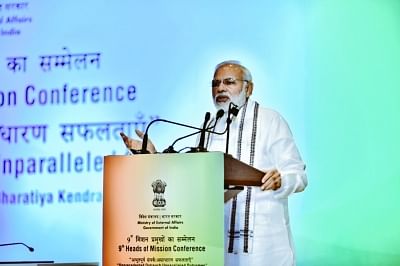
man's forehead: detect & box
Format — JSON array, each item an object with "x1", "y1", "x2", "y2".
[{"x1": 214, "y1": 64, "x2": 243, "y2": 76}]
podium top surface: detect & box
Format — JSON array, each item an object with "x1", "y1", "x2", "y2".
[{"x1": 104, "y1": 152, "x2": 264, "y2": 187}]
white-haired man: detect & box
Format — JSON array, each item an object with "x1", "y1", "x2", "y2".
[{"x1": 121, "y1": 60, "x2": 307, "y2": 265}]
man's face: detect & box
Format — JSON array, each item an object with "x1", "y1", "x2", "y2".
[{"x1": 212, "y1": 64, "x2": 248, "y2": 111}]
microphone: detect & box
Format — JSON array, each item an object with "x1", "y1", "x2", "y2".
[
  {"x1": 163, "y1": 131, "x2": 198, "y2": 153},
  {"x1": 229, "y1": 103, "x2": 239, "y2": 117},
  {"x1": 205, "y1": 109, "x2": 225, "y2": 148},
  {"x1": 0, "y1": 242, "x2": 34, "y2": 252},
  {"x1": 225, "y1": 102, "x2": 240, "y2": 154},
  {"x1": 197, "y1": 112, "x2": 211, "y2": 152},
  {"x1": 163, "y1": 109, "x2": 225, "y2": 153},
  {"x1": 215, "y1": 109, "x2": 225, "y2": 120},
  {"x1": 141, "y1": 116, "x2": 217, "y2": 154}
]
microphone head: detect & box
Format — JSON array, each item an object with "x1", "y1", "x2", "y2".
[
  {"x1": 205, "y1": 111, "x2": 211, "y2": 121},
  {"x1": 29, "y1": 247, "x2": 34, "y2": 252},
  {"x1": 229, "y1": 103, "x2": 239, "y2": 116},
  {"x1": 216, "y1": 109, "x2": 225, "y2": 119}
]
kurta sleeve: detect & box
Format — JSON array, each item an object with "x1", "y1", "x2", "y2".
[{"x1": 266, "y1": 114, "x2": 308, "y2": 199}]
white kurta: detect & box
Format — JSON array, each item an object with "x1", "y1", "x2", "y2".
[{"x1": 206, "y1": 99, "x2": 307, "y2": 266}]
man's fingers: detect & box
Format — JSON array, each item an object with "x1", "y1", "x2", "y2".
[
  {"x1": 135, "y1": 129, "x2": 144, "y2": 139},
  {"x1": 262, "y1": 178, "x2": 281, "y2": 191},
  {"x1": 261, "y1": 177, "x2": 274, "y2": 190},
  {"x1": 261, "y1": 169, "x2": 278, "y2": 183},
  {"x1": 120, "y1": 131, "x2": 142, "y2": 150},
  {"x1": 120, "y1": 130, "x2": 155, "y2": 154},
  {"x1": 120, "y1": 132, "x2": 129, "y2": 145},
  {"x1": 261, "y1": 172, "x2": 271, "y2": 184},
  {"x1": 261, "y1": 169, "x2": 281, "y2": 191}
]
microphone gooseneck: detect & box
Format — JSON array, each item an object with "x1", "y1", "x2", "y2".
[
  {"x1": 0, "y1": 242, "x2": 34, "y2": 252},
  {"x1": 141, "y1": 118, "x2": 202, "y2": 154},
  {"x1": 141, "y1": 117, "x2": 223, "y2": 154},
  {"x1": 163, "y1": 130, "x2": 199, "y2": 153},
  {"x1": 141, "y1": 132, "x2": 149, "y2": 154},
  {"x1": 141, "y1": 108, "x2": 229, "y2": 154},
  {"x1": 205, "y1": 109, "x2": 225, "y2": 149},
  {"x1": 197, "y1": 112, "x2": 211, "y2": 152},
  {"x1": 163, "y1": 109, "x2": 225, "y2": 153}
]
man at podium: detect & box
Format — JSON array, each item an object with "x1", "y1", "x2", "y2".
[{"x1": 122, "y1": 60, "x2": 307, "y2": 266}]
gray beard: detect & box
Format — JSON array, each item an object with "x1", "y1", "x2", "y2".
[{"x1": 213, "y1": 88, "x2": 247, "y2": 112}]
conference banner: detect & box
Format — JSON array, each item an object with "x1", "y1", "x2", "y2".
[{"x1": 103, "y1": 152, "x2": 224, "y2": 266}]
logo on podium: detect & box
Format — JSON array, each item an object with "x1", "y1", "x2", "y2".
[{"x1": 152, "y1": 179, "x2": 167, "y2": 207}]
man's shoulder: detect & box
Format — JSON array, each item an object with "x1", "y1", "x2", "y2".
[{"x1": 252, "y1": 100, "x2": 282, "y2": 120}]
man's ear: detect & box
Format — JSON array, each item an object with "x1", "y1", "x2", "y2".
[{"x1": 246, "y1": 81, "x2": 254, "y2": 97}]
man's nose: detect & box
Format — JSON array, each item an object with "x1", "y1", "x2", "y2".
[{"x1": 216, "y1": 82, "x2": 227, "y2": 92}]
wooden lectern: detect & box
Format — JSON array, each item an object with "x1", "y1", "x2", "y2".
[{"x1": 223, "y1": 153, "x2": 264, "y2": 202}]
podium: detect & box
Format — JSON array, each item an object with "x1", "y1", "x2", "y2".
[{"x1": 102, "y1": 152, "x2": 264, "y2": 265}]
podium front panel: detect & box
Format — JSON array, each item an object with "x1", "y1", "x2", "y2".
[{"x1": 103, "y1": 152, "x2": 224, "y2": 265}]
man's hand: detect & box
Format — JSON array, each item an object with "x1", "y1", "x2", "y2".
[
  {"x1": 261, "y1": 169, "x2": 281, "y2": 191},
  {"x1": 120, "y1": 129, "x2": 157, "y2": 154}
]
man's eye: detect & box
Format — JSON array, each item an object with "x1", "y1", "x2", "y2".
[{"x1": 224, "y1": 79, "x2": 235, "y2": 85}]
